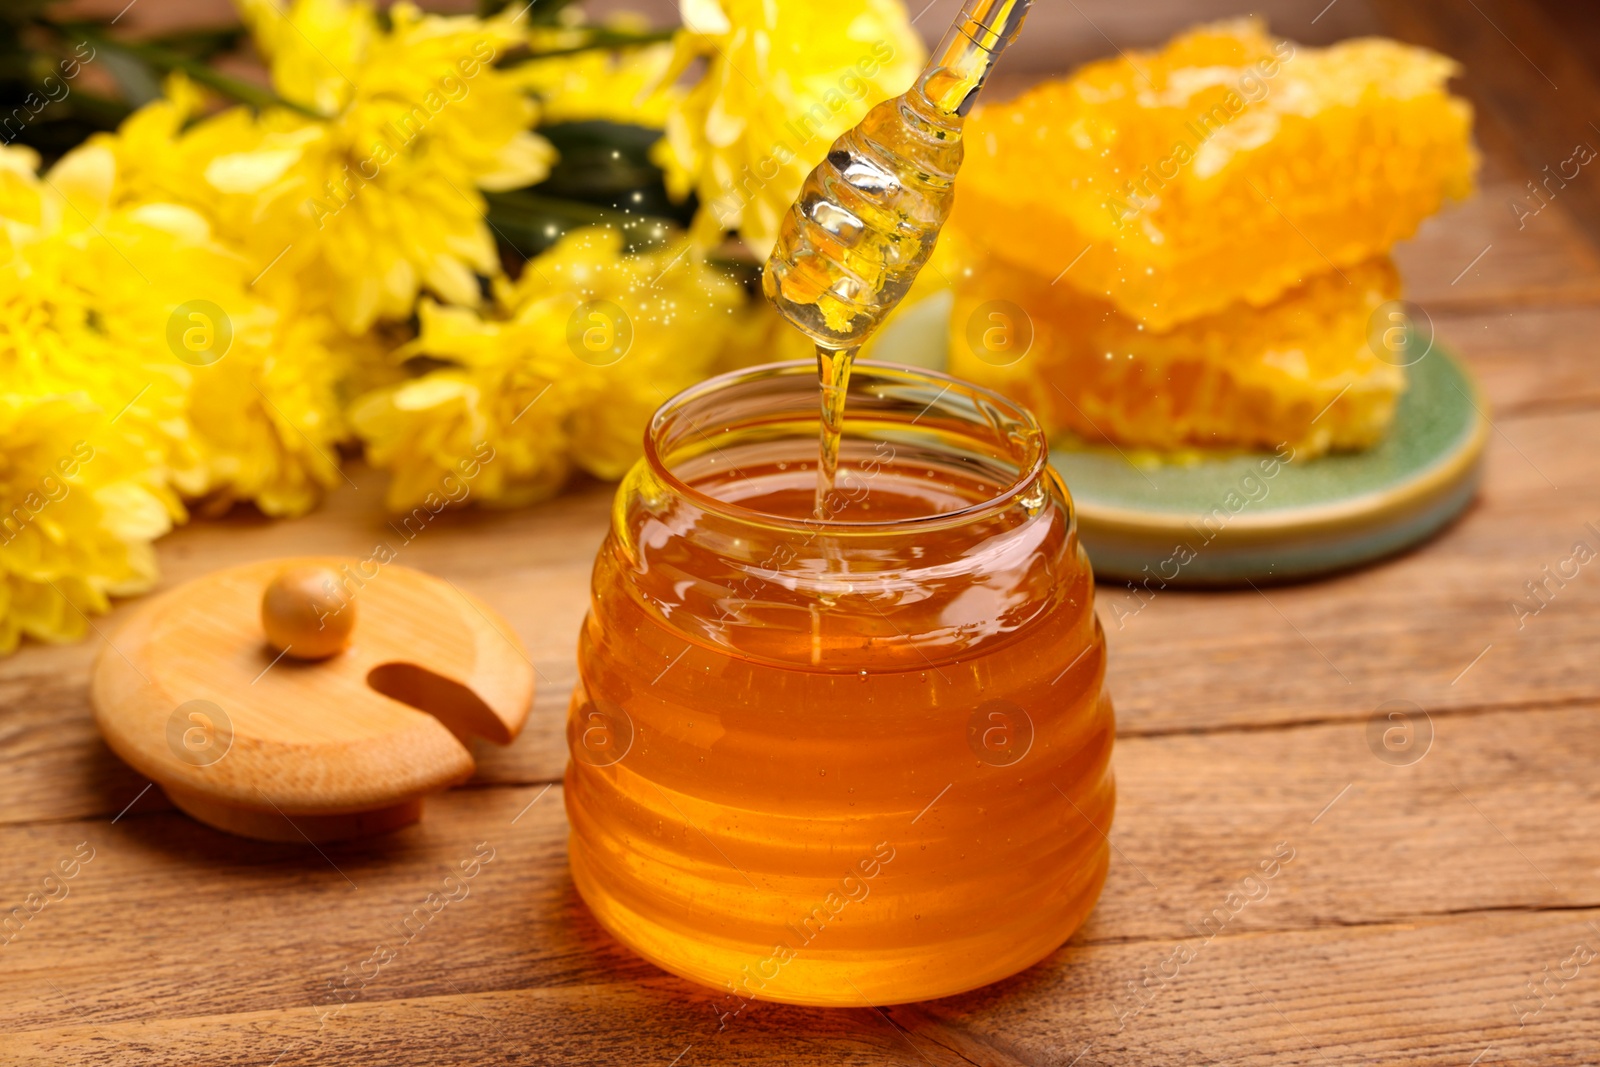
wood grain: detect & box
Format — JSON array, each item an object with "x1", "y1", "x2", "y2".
[
  {"x1": 5, "y1": 0, "x2": 1600, "y2": 1062},
  {"x1": 4, "y1": 704, "x2": 1598, "y2": 1063}
]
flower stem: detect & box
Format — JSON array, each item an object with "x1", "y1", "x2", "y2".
[
  {"x1": 503, "y1": 28, "x2": 677, "y2": 64},
  {"x1": 62, "y1": 23, "x2": 325, "y2": 119}
]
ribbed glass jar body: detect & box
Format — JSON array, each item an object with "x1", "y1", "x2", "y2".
[{"x1": 566, "y1": 361, "x2": 1114, "y2": 1007}]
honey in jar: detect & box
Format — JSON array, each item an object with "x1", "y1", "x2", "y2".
[{"x1": 565, "y1": 362, "x2": 1114, "y2": 1006}]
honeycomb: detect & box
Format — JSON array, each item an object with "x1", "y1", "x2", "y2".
[
  {"x1": 946, "y1": 243, "x2": 1406, "y2": 457},
  {"x1": 953, "y1": 19, "x2": 1477, "y2": 330}
]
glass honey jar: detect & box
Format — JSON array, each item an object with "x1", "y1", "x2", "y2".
[{"x1": 565, "y1": 361, "x2": 1114, "y2": 1007}]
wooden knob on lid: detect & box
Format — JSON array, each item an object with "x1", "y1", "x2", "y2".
[{"x1": 262, "y1": 564, "x2": 356, "y2": 659}]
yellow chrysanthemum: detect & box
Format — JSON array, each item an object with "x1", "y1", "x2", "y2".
[
  {"x1": 238, "y1": 0, "x2": 555, "y2": 329},
  {"x1": 655, "y1": 0, "x2": 924, "y2": 256},
  {"x1": 349, "y1": 226, "x2": 745, "y2": 511},
  {"x1": 53, "y1": 142, "x2": 349, "y2": 518},
  {"x1": 511, "y1": 16, "x2": 681, "y2": 126},
  {"x1": 0, "y1": 393, "x2": 173, "y2": 654},
  {"x1": 0, "y1": 146, "x2": 180, "y2": 649},
  {"x1": 2, "y1": 145, "x2": 196, "y2": 505},
  {"x1": 101, "y1": 0, "x2": 556, "y2": 333},
  {"x1": 181, "y1": 297, "x2": 350, "y2": 518}
]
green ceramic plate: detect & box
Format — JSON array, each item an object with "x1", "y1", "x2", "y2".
[{"x1": 872, "y1": 293, "x2": 1488, "y2": 585}]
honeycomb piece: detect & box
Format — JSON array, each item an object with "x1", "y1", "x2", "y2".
[
  {"x1": 946, "y1": 243, "x2": 1406, "y2": 456},
  {"x1": 954, "y1": 19, "x2": 1477, "y2": 330}
]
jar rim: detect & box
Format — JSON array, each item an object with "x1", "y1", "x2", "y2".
[{"x1": 644, "y1": 359, "x2": 1050, "y2": 534}]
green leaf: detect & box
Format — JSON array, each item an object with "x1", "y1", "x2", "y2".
[
  {"x1": 536, "y1": 122, "x2": 665, "y2": 198},
  {"x1": 539, "y1": 120, "x2": 665, "y2": 156},
  {"x1": 98, "y1": 48, "x2": 161, "y2": 107},
  {"x1": 143, "y1": 26, "x2": 248, "y2": 61}
]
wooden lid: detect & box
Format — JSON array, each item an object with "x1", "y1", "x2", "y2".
[{"x1": 91, "y1": 557, "x2": 534, "y2": 841}]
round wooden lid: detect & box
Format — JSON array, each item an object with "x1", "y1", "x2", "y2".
[{"x1": 91, "y1": 557, "x2": 534, "y2": 841}]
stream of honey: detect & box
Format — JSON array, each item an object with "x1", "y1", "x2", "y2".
[{"x1": 811, "y1": 345, "x2": 857, "y2": 515}]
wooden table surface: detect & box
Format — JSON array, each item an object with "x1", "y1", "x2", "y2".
[{"x1": 6, "y1": 0, "x2": 1600, "y2": 1063}]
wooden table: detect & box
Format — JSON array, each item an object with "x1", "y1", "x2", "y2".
[{"x1": 5, "y1": 0, "x2": 1600, "y2": 1063}]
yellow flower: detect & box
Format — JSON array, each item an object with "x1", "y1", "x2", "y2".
[
  {"x1": 353, "y1": 350, "x2": 571, "y2": 513},
  {"x1": 183, "y1": 297, "x2": 351, "y2": 518},
  {"x1": 90, "y1": 75, "x2": 299, "y2": 250},
  {"x1": 0, "y1": 393, "x2": 172, "y2": 654},
  {"x1": 237, "y1": 0, "x2": 376, "y2": 116},
  {"x1": 101, "y1": 0, "x2": 556, "y2": 333},
  {"x1": 53, "y1": 142, "x2": 350, "y2": 518},
  {"x1": 1, "y1": 145, "x2": 197, "y2": 506},
  {"x1": 349, "y1": 226, "x2": 746, "y2": 511},
  {"x1": 655, "y1": 0, "x2": 924, "y2": 256},
  {"x1": 0, "y1": 146, "x2": 181, "y2": 650},
  {"x1": 511, "y1": 16, "x2": 681, "y2": 126}
]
